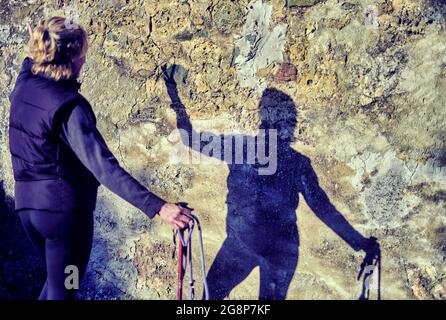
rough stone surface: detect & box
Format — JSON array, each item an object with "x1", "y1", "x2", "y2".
[
  {"x1": 287, "y1": 0, "x2": 320, "y2": 7},
  {"x1": 1, "y1": 0, "x2": 446, "y2": 300}
]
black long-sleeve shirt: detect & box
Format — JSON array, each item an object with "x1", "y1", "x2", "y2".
[{"x1": 57, "y1": 101, "x2": 167, "y2": 218}]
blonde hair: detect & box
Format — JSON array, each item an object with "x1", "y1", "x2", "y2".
[{"x1": 28, "y1": 17, "x2": 88, "y2": 81}]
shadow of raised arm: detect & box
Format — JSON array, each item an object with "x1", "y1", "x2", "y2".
[{"x1": 162, "y1": 64, "x2": 227, "y2": 161}]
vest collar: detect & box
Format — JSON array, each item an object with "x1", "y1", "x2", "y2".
[
  {"x1": 35, "y1": 70, "x2": 82, "y2": 91},
  {"x1": 25, "y1": 58, "x2": 82, "y2": 91}
]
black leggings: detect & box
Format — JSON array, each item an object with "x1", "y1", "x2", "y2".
[{"x1": 18, "y1": 209, "x2": 93, "y2": 300}]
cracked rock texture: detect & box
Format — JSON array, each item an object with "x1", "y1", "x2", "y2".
[{"x1": 1, "y1": 0, "x2": 446, "y2": 299}]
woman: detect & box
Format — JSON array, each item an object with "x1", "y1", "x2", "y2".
[{"x1": 8, "y1": 17, "x2": 192, "y2": 300}]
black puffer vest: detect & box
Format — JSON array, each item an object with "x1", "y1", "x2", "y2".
[{"x1": 9, "y1": 58, "x2": 99, "y2": 188}]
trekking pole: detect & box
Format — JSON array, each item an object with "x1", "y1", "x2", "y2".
[
  {"x1": 176, "y1": 229, "x2": 184, "y2": 300},
  {"x1": 174, "y1": 214, "x2": 209, "y2": 300},
  {"x1": 177, "y1": 223, "x2": 193, "y2": 300},
  {"x1": 193, "y1": 214, "x2": 210, "y2": 300}
]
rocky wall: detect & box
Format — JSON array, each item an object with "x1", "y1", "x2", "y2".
[{"x1": 0, "y1": 0, "x2": 445, "y2": 299}]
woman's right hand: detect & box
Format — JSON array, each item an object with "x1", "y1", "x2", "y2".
[{"x1": 158, "y1": 202, "x2": 192, "y2": 230}]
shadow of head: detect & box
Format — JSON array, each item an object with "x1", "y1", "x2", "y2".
[
  {"x1": 258, "y1": 88, "x2": 297, "y2": 144},
  {"x1": 429, "y1": 0, "x2": 446, "y2": 15}
]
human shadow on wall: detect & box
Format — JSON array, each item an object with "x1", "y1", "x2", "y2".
[
  {"x1": 431, "y1": 0, "x2": 446, "y2": 5},
  {"x1": 429, "y1": 0, "x2": 446, "y2": 17},
  {"x1": 163, "y1": 65, "x2": 378, "y2": 300}
]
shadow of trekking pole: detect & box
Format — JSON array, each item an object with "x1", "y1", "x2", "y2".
[{"x1": 357, "y1": 237, "x2": 381, "y2": 300}]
